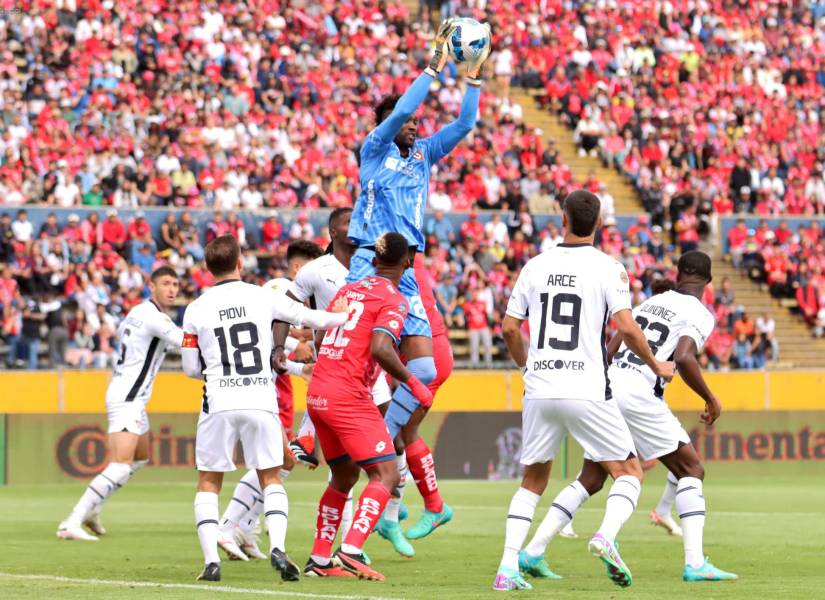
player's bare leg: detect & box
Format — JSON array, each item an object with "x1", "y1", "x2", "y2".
[
  {"x1": 258, "y1": 466, "x2": 300, "y2": 581},
  {"x1": 375, "y1": 437, "x2": 415, "y2": 557},
  {"x1": 658, "y1": 445, "x2": 737, "y2": 581},
  {"x1": 494, "y1": 462, "x2": 554, "y2": 590},
  {"x1": 195, "y1": 471, "x2": 225, "y2": 581},
  {"x1": 334, "y1": 459, "x2": 400, "y2": 581},
  {"x1": 58, "y1": 431, "x2": 149, "y2": 541}
]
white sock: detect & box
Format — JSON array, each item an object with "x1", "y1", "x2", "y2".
[
  {"x1": 676, "y1": 477, "x2": 705, "y2": 568},
  {"x1": 67, "y1": 462, "x2": 132, "y2": 524},
  {"x1": 340, "y1": 490, "x2": 354, "y2": 540},
  {"x1": 597, "y1": 475, "x2": 641, "y2": 543},
  {"x1": 280, "y1": 468, "x2": 291, "y2": 481},
  {"x1": 499, "y1": 487, "x2": 540, "y2": 571},
  {"x1": 296, "y1": 412, "x2": 316, "y2": 439},
  {"x1": 524, "y1": 480, "x2": 590, "y2": 557},
  {"x1": 239, "y1": 496, "x2": 263, "y2": 535},
  {"x1": 264, "y1": 484, "x2": 288, "y2": 552},
  {"x1": 655, "y1": 471, "x2": 679, "y2": 517},
  {"x1": 384, "y1": 453, "x2": 408, "y2": 523},
  {"x1": 194, "y1": 491, "x2": 221, "y2": 564},
  {"x1": 130, "y1": 459, "x2": 149, "y2": 476},
  {"x1": 220, "y1": 470, "x2": 261, "y2": 531}
]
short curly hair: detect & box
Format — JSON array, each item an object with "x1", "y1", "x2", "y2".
[{"x1": 374, "y1": 94, "x2": 401, "y2": 125}]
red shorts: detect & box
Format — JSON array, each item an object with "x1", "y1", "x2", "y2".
[
  {"x1": 307, "y1": 393, "x2": 395, "y2": 467},
  {"x1": 429, "y1": 331, "x2": 454, "y2": 396},
  {"x1": 275, "y1": 374, "x2": 294, "y2": 432}
]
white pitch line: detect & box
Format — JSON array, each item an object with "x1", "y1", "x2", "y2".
[{"x1": 0, "y1": 573, "x2": 405, "y2": 600}]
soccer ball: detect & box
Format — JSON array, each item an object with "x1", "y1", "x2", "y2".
[{"x1": 447, "y1": 18, "x2": 490, "y2": 63}]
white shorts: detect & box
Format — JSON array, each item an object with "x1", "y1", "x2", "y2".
[
  {"x1": 196, "y1": 409, "x2": 284, "y2": 472},
  {"x1": 613, "y1": 381, "x2": 691, "y2": 461},
  {"x1": 520, "y1": 398, "x2": 636, "y2": 465},
  {"x1": 371, "y1": 372, "x2": 392, "y2": 406},
  {"x1": 106, "y1": 402, "x2": 149, "y2": 435}
]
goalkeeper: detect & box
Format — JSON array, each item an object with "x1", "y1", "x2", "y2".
[{"x1": 346, "y1": 17, "x2": 491, "y2": 555}]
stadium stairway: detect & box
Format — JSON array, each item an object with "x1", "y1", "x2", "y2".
[
  {"x1": 712, "y1": 253, "x2": 825, "y2": 369},
  {"x1": 513, "y1": 90, "x2": 642, "y2": 214}
]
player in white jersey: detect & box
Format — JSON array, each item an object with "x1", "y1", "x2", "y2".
[
  {"x1": 181, "y1": 235, "x2": 348, "y2": 583},
  {"x1": 57, "y1": 266, "x2": 183, "y2": 542},
  {"x1": 493, "y1": 191, "x2": 675, "y2": 591},
  {"x1": 214, "y1": 240, "x2": 323, "y2": 562},
  {"x1": 520, "y1": 251, "x2": 737, "y2": 583}
]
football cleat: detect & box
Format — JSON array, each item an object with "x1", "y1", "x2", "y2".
[
  {"x1": 218, "y1": 530, "x2": 249, "y2": 561},
  {"x1": 650, "y1": 510, "x2": 683, "y2": 536},
  {"x1": 683, "y1": 558, "x2": 738, "y2": 581},
  {"x1": 196, "y1": 562, "x2": 221, "y2": 582},
  {"x1": 234, "y1": 528, "x2": 267, "y2": 560},
  {"x1": 493, "y1": 566, "x2": 533, "y2": 591},
  {"x1": 82, "y1": 511, "x2": 106, "y2": 536},
  {"x1": 57, "y1": 521, "x2": 98, "y2": 542},
  {"x1": 375, "y1": 517, "x2": 414, "y2": 557},
  {"x1": 558, "y1": 521, "x2": 578, "y2": 539},
  {"x1": 270, "y1": 548, "x2": 300, "y2": 581},
  {"x1": 288, "y1": 436, "x2": 319, "y2": 469},
  {"x1": 334, "y1": 549, "x2": 385, "y2": 581},
  {"x1": 588, "y1": 533, "x2": 632, "y2": 588},
  {"x1": 304, "y1": 557, "x2": 356, "y2": 578},
  {"x1": 518, "y1": 550, "x2": 562, "y2": 579},
  {"x1": 406, "y1": 503, "x2": 453, "y2": 540}
]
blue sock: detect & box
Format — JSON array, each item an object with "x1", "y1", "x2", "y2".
[{"x1": 384, "y1": 356, "x2": 436, "y2": 438}]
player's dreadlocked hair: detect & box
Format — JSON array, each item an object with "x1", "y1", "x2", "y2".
[
  {"x1": 374, "y1": 94, "x2": 401, "y2": 125},
  {"x1": 375, "y1": 232, "x2": 409, "y2": 266}
]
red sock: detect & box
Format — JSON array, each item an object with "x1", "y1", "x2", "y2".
[
  {"x1": 342, "y1": 481, "x2": 391, "y2": 552},
  {"x1": 311, "y1": 485, "x2": 349, "y2": 559},
  {"x1": 406, "y1": 437, "x2": 444, "y2": 513}
]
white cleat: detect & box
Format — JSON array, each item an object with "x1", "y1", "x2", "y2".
[
  {"x1": 57, "y1": 521, "x2": 99, "y2": 541},
  {"x1": 83, "y1": 512, "x2": 106, "y2": 536},
  {"x1": 218, "y1": 530, "x2": 249, "y2": 561},
  {"x1": 559, "y1": 522, "x2": 578, "y2": 538},
  {"x1": 649, "y1": 510, "x2": 683, "y2": 537},
  {"x1": 234, "y1": 528, "x2": 268, "y2": 560}
]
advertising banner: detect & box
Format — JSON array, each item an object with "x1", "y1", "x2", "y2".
[{"x1": 5, "y1": 411, "x2": 825, "y2": 485}]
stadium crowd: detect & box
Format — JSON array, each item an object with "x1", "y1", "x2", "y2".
[
  {"x1": 0, "y1": 0, "x2": 806, "y2": 369},
  {"x1": 510, "y1": 0, "x2": 825, "y2": 224},
  {"x1": 0, "y1": 206, "x2": 775, "y2": 371}
]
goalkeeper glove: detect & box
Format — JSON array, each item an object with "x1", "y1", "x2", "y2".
[
  {"x1": 466, "y1": 23, "x2": 492, "y2": 82},
  {"x1": 426, "y1": 17, "x2": 456, "y2": 77}
]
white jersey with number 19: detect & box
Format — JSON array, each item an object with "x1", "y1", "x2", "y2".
[
  {"x1": 182, "y1": 279, "x2": 348, "y2": 414},
  {"x1": 506, "y1": 243, "x2": 631, "y2": 402}
]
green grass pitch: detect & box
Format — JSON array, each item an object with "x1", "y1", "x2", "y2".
[{"x1": 0, "y1": 469, "x2": 822, "y2": 599}]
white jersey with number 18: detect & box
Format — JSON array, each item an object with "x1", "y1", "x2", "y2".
[
  {"x1": 506, "y1": 243, "x2": 631, "y2": 402},
  {"x1": 182, "y1": 279, "x2": 348, "y2": 414},
  {"x1": 610, "y1": 290, "x2": 715, "y2": 398}
]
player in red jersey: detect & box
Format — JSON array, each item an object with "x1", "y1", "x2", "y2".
[
  {"x1": 301, "y1": 233, "x2": 433, "y2": 581},
  {"x1": 376, "y1": 253, "x2": 454, "y2": 554}
]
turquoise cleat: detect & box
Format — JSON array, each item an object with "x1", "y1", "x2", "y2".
[
  {"x1": 683, "y1": 558, "x2": 738, "y2": 581},
  {"x1": 399, "y1": 501, "x2": 409, "y2": 522},
  {"x1": 518, "y1": 550, "x2": 562, "y2": 579},
  {"x1": 406, "y1": 503, "x2": 453, "y2": 540},
  {"x1": 375, "y1": 516, "x2": 415, "y2": 557},
  {"x1": 493, "y1": 566, "x2": 533, "y2": 591}
]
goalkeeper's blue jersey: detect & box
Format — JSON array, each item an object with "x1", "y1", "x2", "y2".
[{"x1": 349, "y1": 73, "x2": 479, "y2": 250}]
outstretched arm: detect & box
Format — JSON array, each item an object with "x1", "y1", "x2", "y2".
[{"x1": 425, "y1": 83, "x2": 481, "y2": 163}]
